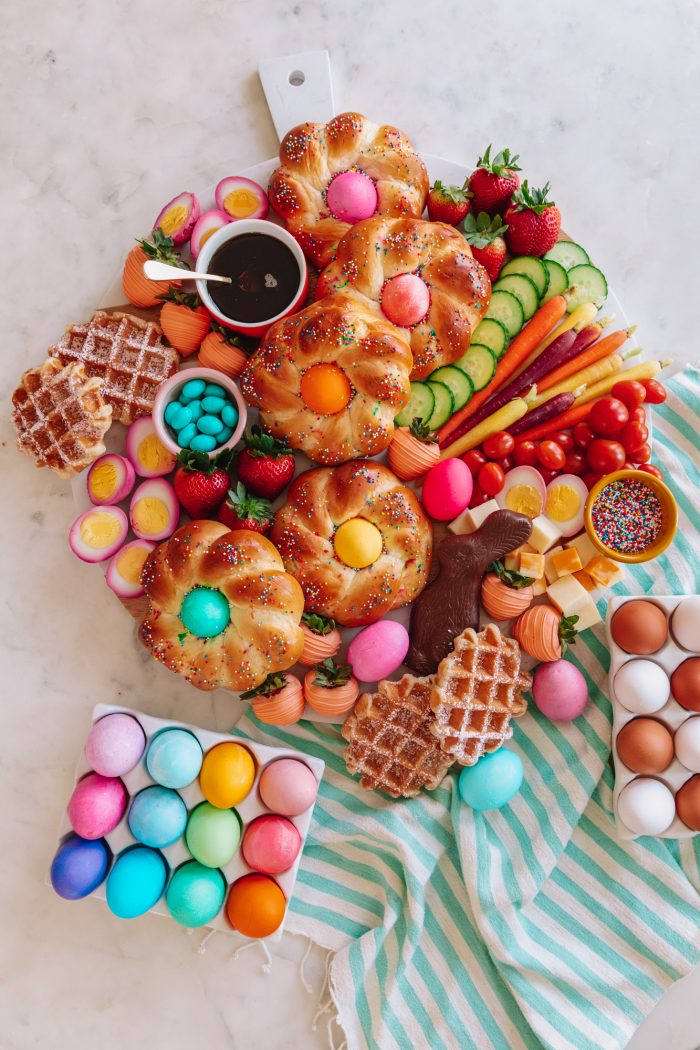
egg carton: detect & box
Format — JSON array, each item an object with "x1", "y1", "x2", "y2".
[
  {"x1": 53, "y1": 703, "x2": 325, "y2": 941},
  {"x1": 606, "y1": 595, "x2": 699, "y2": 839}
]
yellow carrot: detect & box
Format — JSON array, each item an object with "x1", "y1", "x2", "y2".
[
  {"x1": 572, "y1": 358, "x2": 672, "y2": 407},
  {"x1": 528, "y1": 351, "x2": 626, "y2": 409},
  {"x1": 441, "y1": 391, "x2": 535, "y2": 458},
  {"x1": 511, "y1": 302, "x2": 603, "y2": 380}
]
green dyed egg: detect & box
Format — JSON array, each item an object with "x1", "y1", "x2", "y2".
[
  {"x1": 181, "y1": 379, "x2": 206, "y2": 401},
  {"x1": 185, "y1": 802, "x2": 241, "y2": 868},
  {"x1": 189, "y1": 433, "x2": 218, "y2": 453},
  {"x1": 180, "y1": 587, "x2": 230, "y2": 637},
  {"x1": 166, "y1": 861, "x2": 226, "y2": 927}
]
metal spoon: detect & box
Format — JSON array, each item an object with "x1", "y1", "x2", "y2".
[{"x1": 143, "y1": 259, "x2": 232, "y2": 284}]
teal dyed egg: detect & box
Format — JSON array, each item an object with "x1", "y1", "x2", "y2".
[
  {"x1": 128, "y1": 785, "x2": 187, "y2": 848},
  {"x1": 186, "y1": 802, "x2": 241, "y2": 868},
  {"x1": 189, "y1": 433, "x2": 217, "y2": 453},
  {"x1": 203, "y1": 383, "x2": 225, "y2": 398},
  {"x1": 197, "y1": 415, "x2": 224, "y2": 436},
  {"x1": 458, "y1": 749, "x2": 524, "y2": 811},
  {"x1": 201, "y1": 396, "x2": 226, "y2": 414},
  {"x1": 180, "y1": 587, "x2": 230, "y2": 637},
  {"x1": 166, "y1": 861, "x2": 226, "y2": 927},
  {"x1": 181, "y1": 379, "x2": 206, "y2": 401},
  {"x1": 177, "y1": 422, "x2": 198, "y2": 448},
  {"x1": 146, "y1": 729, "x2": 202, "y2": 789},
  {"x1": 221, "y1": 404, "x2": 238, "y2": 427},
  {"x1": 106, "y1": 847, "x2": 168, "y2": 918}
]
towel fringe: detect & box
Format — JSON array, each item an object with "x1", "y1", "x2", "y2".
[
  {"x1": 299, "y1": 934, "x2": 315, "y2": 993},
  {"x1": 197, "y1": 929, "x2": 217, "y2": 954},
  {"x1": 230, "y1": 938, "x2": 272, "y2": 972},
  {"x1": 312, "y1": 948, "x2": 335, "y2": 1030}
]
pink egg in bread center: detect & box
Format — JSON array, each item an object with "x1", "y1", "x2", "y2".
[
  {"x1": 381, "y1": 273, "x2": 430, "y2": 328},
  {"x1": 326, "y1": 170, "x2": 378, "y2": 223}
]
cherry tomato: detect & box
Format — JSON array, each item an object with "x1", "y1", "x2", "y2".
[
  {"x1": 552, "y1": 431, "x2": 574, "y2": 452},
  {"x1": 572, "y1": 422, "x2": 594, "y2": 449},
  {"x1": 563, "y1": 450, "x2": 586, "y2": 475},
  {"x1": 628, "y1": 405, "x2": 647, "y2": 425},
  {"x1": 611, "y1": 379, "x2": 647, "y2": 408},
  {"x1": 639, "y1": 463, "x2": 664, "y2": 480},
  {"x1": 539, "y1": 467, "x2": 559, "y2": 484},
  {"x1": 496, "y1": 455, "x2": 514, "y2": 473},
  {"x1": 478, "y1": 462, "x2": 505, "y2": 496},
  {"x1": 463, "y1": 449, "x2": 487, "y2": 474},
  {"x1": 642, "y1": 379, "x2": 667, "y2": 404},
  {"x1": 620, "y1": 421, "x2": 649, "y2": 455},
  {"x1": 537, "y1": 440, "x2": 566, "y2": 470},
  {"x1": 483, "y1": 431, "x2": 515, "y2": 459},
  {"x1": 589, "y1": 396, "x2": 629, "y2": 436},
  {"x1": 582, "y1": 471, "x2": 604, "y2": 490},
  {"x1": 587, "y1": 438, "x2": 626, "y2": 474},
  {"x1": 469, "y1": 484, "x2": 489, "y2": 508},
  {"x1": 632, "y1": 442, "x2": 652, "y2": 464},
  {"x1": 513, "y1": 440, "x2": 538, "y2": 466},
  {"x1": 622, "y1": 461, "x2": 636, "y2": 471}
]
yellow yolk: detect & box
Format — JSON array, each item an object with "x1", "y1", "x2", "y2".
[
  {"x1": 300, "y1": 364, "x2": 352, "y2": 415},
  {"x1": 334, "y1": 519, "x2": 383, "y2": 569},
  {"x1": 137, "y1": 433, "x2": 175, "y2": 474},
  {"x1": 224, "y1": 188, "x2": 260, "y2": 218},
  {"x1": 159, "y1": 205, "x2": 188, "y2": 236},
  {"x1": 199, "y1": 226, "x2": 219, "y2": 248},
  {"x1": 132, "y1": 497, "x2": 169, "y2": 536},
  {"x1": 546, "y1": 484, "x2": 582, "y2": 523},
  {"x1": 80, "y1": 512, "x2": 121, "y2": 549},
  {"x1": 116, "y1": 545, "x2": 150, "y2": 584},
  {"x1": 89, "y1": 462, "x2": 117, "y2": 499},
  {"x1": 505, "y1": 484, "x2": 543, "y2": 519}
]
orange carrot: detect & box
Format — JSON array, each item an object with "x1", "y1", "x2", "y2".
[
  {"x1": 536, "y1": 326, "x2": 634, "y2": 394},
  {"x1": 513, "y1": 399, "x2": 597, "y2": 442},
  {"x1": 438, "y1": 294, "x2": 568, "y2": 444}
]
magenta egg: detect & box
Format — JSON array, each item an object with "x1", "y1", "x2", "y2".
[
  {"x1": 67, "y1": 773, "x2": 128, "y2": 839},
  {"x1": 241, "y1": 814, "x2": 301, "y2": 874},
  {"x1": 421, "y1": 458, "x2": 473, "y2": 521},
  {"x1": 326, "y1": 170, "x2": 378, "y2": 224},
  {"x1": 346, "y1": 620, "x2": 409, "y2": 682}
]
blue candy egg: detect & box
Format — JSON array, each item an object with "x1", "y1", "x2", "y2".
[
  {"x1": 181, "y1": 379, "x2": 206, "y2": 401},
  {"x1": 197, "y1": 415, "x2": 224, "y2": 437},
  {"x1": 203, "y1": 383, "x2": 226, "y2": 398},
  {"x1": 217, "y1": 426, "x2": 233, "y2": 444},
  {"x1": 188, "y1": 399, "x2": 203, "y2": 421},
  {"x1": 177, "y1": 422, "x2": 198, "y2": 448},
  {"x1": 128, "y1": 785, "x2": 187, "y2": 848},
  {"x1": 166, "y1": 861, "x2": 226, "y2": 927},
  {"x1": 146, "y1": 728, "x2": 203, "y2": 789},
  {"x1": 221, "y1": 404, "x2": 238, "y2": 428},
  {"x1": 201, "y1": 396, "x2": 226, "y2": 414},
  {"x1": 50, "y1": 835, "x2": 110, "y2": 900},
  {"x1": 164, "y1": 401, "x2": 183, "y2": 426},
  {"x1": 180, "y1": 586, "x2": 230, "y2": 637},
  {"x1": 106, "y1": 846, "x2": 168, "y2": 918},
  {"x1": 458, "y1": 749, "x2": 524, "y2": 811},
  {"x1": 174, "y1": 405, "x2": 193, "y2": 428},
  {"x1": 189, "y1": 433, "x2": 217, "y2": 453}
]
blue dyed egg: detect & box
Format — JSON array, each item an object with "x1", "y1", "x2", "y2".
[
  {"x1": 201, "y1": 396, "x2": 226, "y2": 414},
  {"x1": 50, "y1": 835, "x2": 110, "y2": 900},
  {"x1": 128, "y1": 785, "x2": 187, "y2": 848},
  {"x1": 166, "y1": 861, "x2": 226, "y2": 927},
  {"x1": 203, "y1": 383, "x2": 226, "y2": 398},
  {"x1": 181, "y1": 379, "x2": 206, "y2": 401},
  {"x1": 189, "y1": 433, "x2": 218, "y2": 453},
  {"x1": 197, "y1": 415, "x2": 224, "y2": 436},
  {"x1": 180, "y1": 587, "x2": 230, "y2": 637},
  {"x1": 221, "y1": 404, "x2": 238, "y2": 427},
  {"x1": 458, "y1": 749, "x2": 524, "y2": 811},
  {"x1": 177, "y1": 422, "x2": 198, "y2": 448},
  {"x1": 106, "y1": 847, "x2": 168, "y2": 918},
  {"x1": 146, "y1": 729, "x2": 203, "y2": 789}
]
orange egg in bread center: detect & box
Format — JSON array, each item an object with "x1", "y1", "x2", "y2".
[{"x1": 300, "y1": 363, "x2": 352, "y2": 415}]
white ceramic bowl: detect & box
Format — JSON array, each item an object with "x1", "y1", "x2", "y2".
[{"x1": 152, "y1": 367, "x2": 247, "y2": 460}]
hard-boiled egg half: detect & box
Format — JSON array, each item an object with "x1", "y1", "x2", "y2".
[
  {"x1": 215, "y1": 177, "x2": 268, "y2": 221},
  {"x1": 495, "y1": 466, "x2": 546, "y2": 519},
  {"x1": 129, "y1": 479, "x2": 179, "y2": 542},
  {"x1": 154, "y1": 192, "x2": 200, "y2": 246},
  {"x1": 126, "y1": 416, "x2": 177, "y2": 478},
  {"x1": 544, "y1": 474, "x2": 588, "y2": 537},
  {"x1": 105, "y1": 539, "x2": 156, "y2": 599},
  {"x1": 190, "y1": 210, "x2": 232, "y2": 259},
  {"x1": 69, "y1": 506, "x2": 129, "y2": 563},
  {"x1": 86, "y1": 454, "x2": 135, "y2": 505}
]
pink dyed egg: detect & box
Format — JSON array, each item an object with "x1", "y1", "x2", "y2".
[
  {"x1": 381, "y1": 273, "x2": 430, "y2": 328},
  {"x1": 85, "y1": 713, "x2": 146, "y2": 777},
  {"x1": 241, "y1": 814, "x2": 301, "y2": 874},
  {"x1": 67, "y1": 773, "x2": 128, "y2": 839},
  {"x1": 532, "y1": 660, "x2": 588, "y2": 721},
  {"x1": 258, "y1": 759, "x2": 318, "y2": 817},
  {"x1": 326, "y1": 170, "x2": 378, "y2": 223},
  {"x1": 347, "y1": 620, "x2": 410, "y2": 682},
  {"x1": 422, "y1": 458, "x2": 473, "y2": 521}
]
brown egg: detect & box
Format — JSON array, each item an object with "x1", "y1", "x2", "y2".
[
  {"x1": 671, "y1": 658, "x2": 700, "y2": 712},
  {"x1": 615, "y1": 718, "x2": 674, "y2": 773},
  {"x1": 610, "y1": 600, "x2": 668, "y2": 654},
  {"x1": 676, "y1": 775, "x2": 700, "y2": 831}
]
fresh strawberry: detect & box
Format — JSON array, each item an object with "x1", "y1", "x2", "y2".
[
  {"x1": 461, "y1": 211, "x2": 508, "y2": 281},
  {"x1": 504, "y1": 181, "x2": 561, "y2": 257},
  {"x1": 236, "y1": 425, "x2": 295, "y2": 499},
  {"x1": 172, "y1": 449, "x2": 233, "y2": 519},
  {"x1": 427, "y1": 180, "x2": 470, "y2": 225},
  {"x1": 468, "y1": 146, "x2": 521, "y2": 216},
  {"x1": 217, "y1": 482, "x2": 274, "y2": 534}
]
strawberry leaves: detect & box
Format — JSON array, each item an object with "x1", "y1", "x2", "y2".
[
  {"x1": 137, "y1": 229, "x2": 186, "y2": 268},
  {"x1": 432, "y1": 179, "x2": 469, "y2": 204},
  {"x1": 157, "y1": 286, "x2": 203, "y2": 309},
  {"x1": 475, "y1": 145, "x2": 522, "y2": 176},
  {"x1": 462, "y1": 211, "x2": 508, "y2": 248},
  {"x1": 302, "y1": 611, "x2": 337, "y2": 636},
  {"x1": 240, "y1": 672, "x2": 288, "y2": 700},
  {"x1": 490, "y1": 559, "x2": 534, "y2": 589},
  {"x1": 558, "y1": 613, "x2": 579, "y2": 655},
  {"x1": 312, "y1": 657, "x2": 353, "y2": 689},
  {"x1": 408, "y1": 417, "x2": 438, "y2": 443},
  {"x1": 509, "y1": 180, "x2": 556, "y2": 215},
  {"x1": 241, "y1": 424, "x2": 292, "y2": 460},
  {"x1": 176, "y1": 447, "x2": 235, "y2": 476},
  {"x1": 223, "y1": 482, "x2": 274, "y2": 525}
]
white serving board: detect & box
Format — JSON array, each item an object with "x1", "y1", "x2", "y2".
[
  {"x1": 606, "y1": 595, "x2": 699, "y2": 839},
  {"x1": 53, "y1": 703, "x2": 325, "y2": 939}
]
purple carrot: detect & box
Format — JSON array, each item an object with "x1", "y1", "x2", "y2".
[{"x1": 509, "y1": 391, "x2": 578, "y2": 435}]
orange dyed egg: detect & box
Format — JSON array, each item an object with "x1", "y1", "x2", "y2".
[
  {"x1": 300, "y1": 364, "x2": 352, "y2": 415},
  {"x1": 225, "y1": 873, "x2": 286, "y2": 938}
]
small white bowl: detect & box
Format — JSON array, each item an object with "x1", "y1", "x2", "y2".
[
  {"x1": 153, "y1": 367, "x2": 247, "y2": 460},
  {"x1": 195, "y1": 218, "x2": 308, "y2": 338}
]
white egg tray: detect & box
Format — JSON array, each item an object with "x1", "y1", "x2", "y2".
[
  {"x1": 53, "y1": 703, "x2": 325, "y2": 940},
  {"x1": 606, "y1": 595, "x2": 699, "y2": 839}
]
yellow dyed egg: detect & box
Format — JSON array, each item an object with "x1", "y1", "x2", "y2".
[
  {"x1": 199, "y1": 742, "x2": 256, "y2": 808},
  {"x1": 334, "y1": 518, "x2": 383, "y2": 568}
]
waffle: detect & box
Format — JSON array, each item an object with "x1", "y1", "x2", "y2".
[
  {"x1": 12, "y1": 358, "x2": 112, "y2": 477},
  {"x1": 430, "y1": 623, "x2": 530, "y2": 766},
  {"x1": 342, "y1": 674, "x2": 454, "y2": 798},
  {"x1": 48, "y1": 310, "x2": 179, "y2": 425}
]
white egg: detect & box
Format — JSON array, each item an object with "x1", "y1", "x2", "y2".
[
  {"x1": 617, "y1": 777, "x2": 675, "y2": 835},
  {"x1": 674, "y1": 717, "x2": 700, "y2": 773},
  {"x1": 613, "y1": 659, "x2": 670, "y2": 714},
  {"x1": 671, "y1": 597, "x2": 700, "y2": 652}
]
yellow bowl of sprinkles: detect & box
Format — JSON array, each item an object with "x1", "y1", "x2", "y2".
[{"x1": 584, "y1": 469, "x2": 678, "y2": 564}]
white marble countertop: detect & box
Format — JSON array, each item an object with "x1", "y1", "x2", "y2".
[{"x1": 3, "y1": 1, "x2": 699, "y2": 1046}]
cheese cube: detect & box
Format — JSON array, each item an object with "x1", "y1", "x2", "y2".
[
  {"x1": 448, "y1": 498, "x2": 500, "y2": 535},
  {"x1": 565, "y1": 531, "x2": 599, "y2": 566},
  {"x1": 585, "y1": 555, "x2": 625, "y2": 588},
  {"x1": 520, "y1": 552, "x2": 545, "y2": 578},
  {"x1": 546, "y1": 575, "x2": 590, "y2": 617},
  {"x1": 532, "y1": 576, "x2": 547, "y2": 596},
  {"x1": 551, "y1": 548, "x2": 583, "y2": 577},
  {"x1": 505, "y1": 542, "x2": 536, "y2": 572},
  {"x1": 573, "y1": 570, "x2": 596, "y2": 592},
  {"x1": 544, "y1": 546, "x2": 564, "y2": 584},
  {"x1": 529, "y1": 515, "x2": 563, "y2": 554},
  {"x1": 572, "y1": 592, "x2": 602, "y2": 631}
]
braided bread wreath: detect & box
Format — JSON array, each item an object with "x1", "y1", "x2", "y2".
[
  {"x1": 269, "y1": 461, "x2": 433, "y2": 628},
  {"x1": 268, "y1": 112, "x2": 429, "y2": 268},
  {"x1": 316, "y1": 216, "x2": 492, "y2": 378},
  {"x1": 138, "y1": 520, "x2": 305, "y2": 692}
]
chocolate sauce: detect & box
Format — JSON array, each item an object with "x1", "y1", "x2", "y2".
[{"x1": 208, "y1": 233, "x2": 300, "y2": 323}]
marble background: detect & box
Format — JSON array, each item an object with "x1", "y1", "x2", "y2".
[{"x1": 2, "y1": 0, "x2": 699, "y2": 1046}]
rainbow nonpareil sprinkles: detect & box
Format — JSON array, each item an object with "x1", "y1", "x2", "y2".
[{"x1": 591, "y1": 478, "x2": 663, "y2": 553}]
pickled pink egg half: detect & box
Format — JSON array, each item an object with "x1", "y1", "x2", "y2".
[
  {"x1": 69, "y1": 506, "x2": 129, "y2": 563},
  {"x1": 129, "y1": 479, "x2": 179, "y2": 542},
  {"x1": 154, "y1": 191, "x2": 200, "y2": 245},
  {"x1": 190, "y1": 209, "x2": 232, "y2": 259},
  {"x1": 105, "y1": 539, "x2": 156, "y2": 599},
  {"x1": 126, "y1": 416, "x2": 177, "y2": 478},
  {"x1": 215, "y1": 177, "x2": 268, "y2": 221},
  {"x1": 86, "y1": 453, "x2": 135, "y2": 505}
]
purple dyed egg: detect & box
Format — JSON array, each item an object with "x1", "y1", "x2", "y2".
[
  {"x1": 86, "y1": 713, "x2": 146, "y2": 777},
  {"x1": 67, "y1": 772, "x2": 128, "y2": 839}
]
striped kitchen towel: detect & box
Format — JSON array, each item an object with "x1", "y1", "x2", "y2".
[{"x1": 234, "y1": 365, "x2": 700, "y2": 1050}]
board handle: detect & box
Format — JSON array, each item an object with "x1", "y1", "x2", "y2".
[{"x1": 258, "y1": 51, "x2": 335, "y2": 142}]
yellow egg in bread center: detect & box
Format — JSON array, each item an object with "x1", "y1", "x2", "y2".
[
  {"x1": 300, "y1": 363, "x2": 352, "y2": 415},
  {"x1": 334, "y1": 518, "x2": 383, "y2": 568}
]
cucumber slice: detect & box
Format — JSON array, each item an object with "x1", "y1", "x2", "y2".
[
  {"x1": 426, "y1": 380, "x2": 454, "y2": 430},
  {"x1": 394, "y1": 381, "x2": 435, "y2": 428},
  {"x1": 485, "y1": 289, "x2": 524, "y2": 339},
  {"x1": 500, "y1": 256, "x2": 549, "y2": 299},
  {"x1": 429, "y1": 365, "x2": 474, "y2": 412},
  {"x1": 544, "y1": 240, "x2": 590, "y2": 271},
  {"x1": 542, "y1": 259, "x2": 569, "y2": 304},
  {"x1": 453, "y1": 344, "x2": 497, "y2": 392},
  {"x1": 565, "y1": 264, "x2": 609, "y2": 312},
  {"x1": 493, "y1": 274, "x2": 539, "y2": 321},
  {"x1": 471, "y1": 317, "x2": 508, "y2": 358}
]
